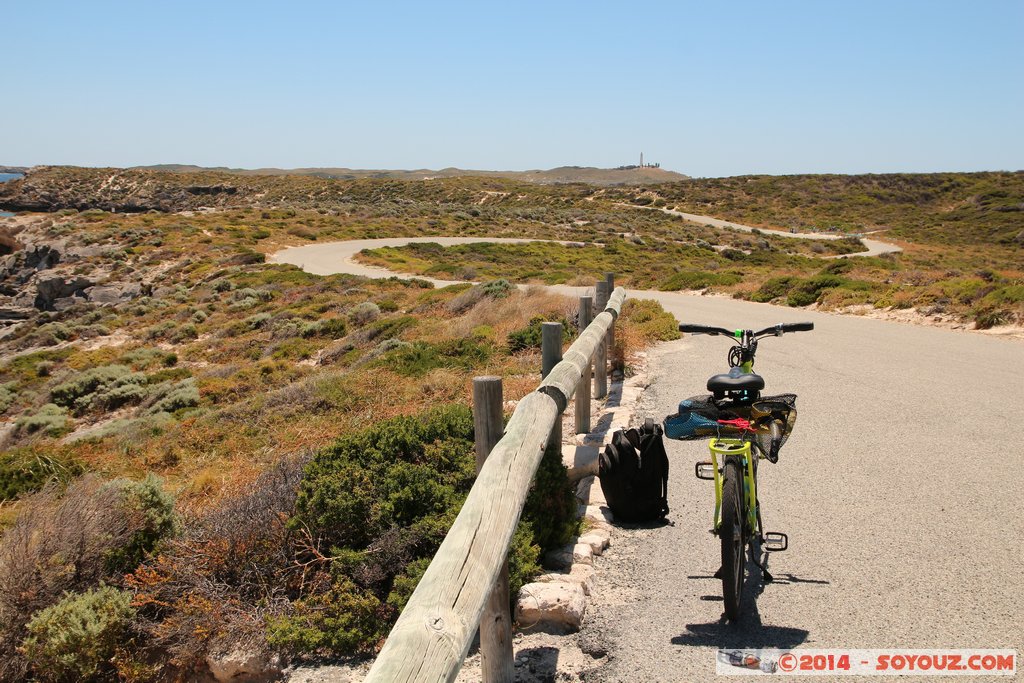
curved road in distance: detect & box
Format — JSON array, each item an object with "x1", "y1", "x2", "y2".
[
  {"x1": 273, "y1": 238, "x2": 1021, "y2": 683},
  {"x1": 269, "y1": 236, "x2": 578, "y2": 286},
  {"x1": 626, "y1": 203, "x2": 903, "y2": 258}
]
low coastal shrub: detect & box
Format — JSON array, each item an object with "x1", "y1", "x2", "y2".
[
  {"x1": 15, "y1": 404, "x2": 71, "y2": 437},
  {"x1": 0, "y1": 382, "x2": 16, "y2": 413},
  {"x1": 50, "y1": 365, "x2": 148, "y2": 415},
  {"x1": 0, "y1": 476, "x2": 177, "y2": 680},
  {"x1": 619, "y1": 299, "x2": 681, "y2": 343},
  {"x1": 379, "y1": 338, "x2": 492, "y2": 376},
  {"x1": 275, "y1": 404, "x2": 550, "y2": 655},
  {"x1": 507, "y1": 314, "x2": 576, "y2": 353},
  {"x1": 21, "y1": 585, "x2": 137, "y2": 683},
  {"x1": 0, "y1": 447, "x2": 82, "y2": 501},
  {"x1": 658, "y1": 270, "x2": 741, "y2": 291}
]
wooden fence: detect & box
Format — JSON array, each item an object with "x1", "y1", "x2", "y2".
[{"x1": 363, "y1": 281, "x2": 626, "y2": 682}]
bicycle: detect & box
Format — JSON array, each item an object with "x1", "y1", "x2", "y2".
[{"x1": 664, "y1": 321, "x2": 813, "y2": 621}]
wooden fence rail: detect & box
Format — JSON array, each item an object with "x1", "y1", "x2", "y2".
[{"x1": 363, "y1": 286, "x2": 626, "y2": 683}]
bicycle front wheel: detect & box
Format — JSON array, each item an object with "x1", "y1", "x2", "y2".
[{"x1": 720, "y1": 456, "x2": 745, "y2": 621}]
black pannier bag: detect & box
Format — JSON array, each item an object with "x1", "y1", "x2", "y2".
[{"x1": 598, "y1": 420, "x2": 669, "y2": 522}]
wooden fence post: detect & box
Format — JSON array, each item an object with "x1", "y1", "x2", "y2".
[
  {"x1": 605, "y1": 273, "x2": 616, "y2": 375},
  {"x1": 594, "y1": 281, "x2": 609, "y2": 398},
  {"x1": 575, "y1": 296, "x2": 593, "y2": 434},
  {"x1": 472, "y1": 376, "x2": 513, "y2": 683},
  {"x1": 542, "y1": 322, "x2": 564, "y2": 449}
]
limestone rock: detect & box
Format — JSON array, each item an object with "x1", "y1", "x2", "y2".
[
  {"x1": 584, "y1": 505, "x2": 614, "y2": 525},
  {"x1": 572, "y1": 542, "x2": 594, "y2": 565},
  {"x1": 86, "y1": 282, "x2": 142, "y2": 305},
  {"x1": 516, "y1": 581, "x2": 586, "y2": 632},
  {"x1": 34, "y1": 276, "x2": 93, "y2": 310},
  {"x1": 578, "y1": 529, "x2": 611, "y2": 556},
  {"x1": 534, "y1": 564, "x2": 597, "y2": 596},
  {"x1": 206, "y1": 648, "x2": 282, "y2": 682}
]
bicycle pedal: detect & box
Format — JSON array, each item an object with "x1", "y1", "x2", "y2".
[
  {"x1": 694, "y1": 461, "x2": 716, "y2": 480},
  {"x1": 764, "y1": 532, "x2": 788, "y2": 552}
]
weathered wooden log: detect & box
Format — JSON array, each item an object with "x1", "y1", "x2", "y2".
[
  {"x1": 539, "y1": 287, "x2": 625, "y2": 411},
  {"x1": 472, "y1": 377, "x2": 513, "y2": 683},
  {"x1": 605, "y1": 273, "x2": 616, "y2": 372},
  {"x1": 574, "y1": 296, "x2": 593, "y2": 434},
  {"x1": 594, "y1": 281, "x2": 610, "y2": 398}
]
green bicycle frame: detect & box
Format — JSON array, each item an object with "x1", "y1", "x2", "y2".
[
  {"x1": 709, "y1": 438, "x2": 758, "y2": 533},
  {"x1": 707, "y1": 329, "x2": 758, "y2": 533}
]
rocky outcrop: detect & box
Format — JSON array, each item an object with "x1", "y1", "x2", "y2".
[
  {"x1": 84, "y1": 282, "x2": 142, "y2": 305},
  {"x1": 34, "y1": 276, "x2": 94, "y2": 310},
  {"x1": 0, "y1": 167, "x2": 255, "y2": 213}
]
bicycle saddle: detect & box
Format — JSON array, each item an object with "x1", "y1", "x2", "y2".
[{"x1": 707, "y1": 367, "x2": 765, "y2": 393}]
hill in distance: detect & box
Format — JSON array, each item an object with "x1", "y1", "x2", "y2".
[{"x1": 135, "y1": 163, "x2": 689, "y2": 186}]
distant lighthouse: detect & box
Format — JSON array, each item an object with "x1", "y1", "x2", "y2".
[{"x1": 640, "y1": 152, "x2": 644, "y2": 168}]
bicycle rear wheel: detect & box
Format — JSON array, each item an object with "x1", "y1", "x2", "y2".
[{"x1": 720, "y1": 457, "x2": 745, "y2": 621}]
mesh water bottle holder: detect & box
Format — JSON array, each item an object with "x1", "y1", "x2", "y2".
[{"x1": 665, "y1": 393, "x2": 797, "y2": 455}]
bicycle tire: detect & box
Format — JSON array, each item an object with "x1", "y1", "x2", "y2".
[{"x1": 720, "y1": 457, "x2": 745, "y2": 621}]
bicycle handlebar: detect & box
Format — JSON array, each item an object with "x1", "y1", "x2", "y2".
[
  {"x1": 678, "y1": 323, "x2": 734, "y2": 336},
  {"x1": 679, "y1": 322, "x2": 814, "y2": 338}
]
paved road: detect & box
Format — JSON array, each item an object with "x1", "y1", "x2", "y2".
[
  {"x1": 273, "y1": 241, "x2": 1021, "y2": 682},
  {"x1": 629, "y1": 204, "x2": 903, "y2": 258},
  {"x1": 556, "y1": 289, "x2": 1022, "y2": 682},
  {"x1": 269, "y1": 237, "x2": 576, "y2": 285}
]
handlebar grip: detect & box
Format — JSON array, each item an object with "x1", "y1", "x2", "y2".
[
  {"x1": 679, "y1": 324, "x2": 713, "y2": 334},
  {"x1": 781, "y1": 322, "x2": 814, "y2": 333}
]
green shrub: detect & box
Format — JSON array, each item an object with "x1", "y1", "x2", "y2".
[
  {"x1": 103, "y1": 474, "x2": 178, "y2": 573},
  {"x1": 972, "y1": 307, "x2": 1009, "y2": 330},
  {"x1": 22, "y1": 586, "x2": 136, "y2": 683},
  {"x1": 0, "y1": 448, "x2": 82, "y2": 501},
  {"x1": 384, "y1": 557, "x2": 431, "y2": 613},
  {"x1": 245, "y1": 312, "x2": 273, "y2": 329},
  {"x1": 15, "y1": 404, "x2": 71, "y2": 436},
  {"x1": 380, "y1": 338, "x2": 491, "y2": 376},
  {"x1": 294, "y1": 404, "x2": 476, "y2": 549},
  {"x1": 786, "y1": 274, "x2": 846, "y2": 307},
  {"x1": 50, "y1": 365, "x2": 148, "y2": 415},
  {"x1": 751, "y1": 276, "x2": 799, "y2": 303},
  {"x1": 523, "y1": 445, "x2": 579, "y2": 552},
  {"x1": 620, "y1": 299, "x2": 681, "y2": 342},
  {"x1": 480, "y1": 278, "x2": 514, "y2": 299},
  {"x1": 300, "y1": 317, "x2": 347, "y2": 339},
  {"x1": 0, "y1": 382, "x2": 17, "y2": 413},
  {"x1": 507, "y1": 315, "x2": 574, "y2": 353},
  {"x1": 507, "y1": 521, "x2": 542, "y2": 597},
  {"x1": 122, "y1": 348, "x2": 177, "y2": 370},
  {"x1": 266, "y1": 577, "x2": 383, "y2": 655},
  {"x1": 230, "y1": 249, "x2": 266, "y2": 265},
  {"x1": 287, "y1": 404, "x2": 554, "y2": 653},
  {"x1": 143, "y1": 379, "x2": 200, "y2": 416},
  {"x1": 658, "y1": 270, "x2": 741, "y2": 291}
]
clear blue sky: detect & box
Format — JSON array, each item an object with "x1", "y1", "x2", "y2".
[{"x1": 3, "y1": 0, "x2": 1022, "y2": 177}]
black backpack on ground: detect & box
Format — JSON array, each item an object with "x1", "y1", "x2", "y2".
[{"x1": 598, "y1": 419, "x2": 670, "y2": 523}]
